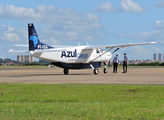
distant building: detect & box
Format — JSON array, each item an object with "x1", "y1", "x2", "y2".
[
  {"x1": 17, "y1": 55, "x2": 34, "y2": 63},
  {"x1": 17, "y1": 55, "x2": 21, "y2": 62},
  {"x1": 153, "y1": 53, "x2": 156, "y2": 61},
  {"x1": 25, "y1": 55, "x2": 30, "y2": 63},
  {"x1": 31, "y1": 56, "x2": 34, "y2": 62},
  {"x1": 21, "y1": 55, "x2": 25, "y2": 62},
  {"x1": 158, "y1": 53, "x2": 161, "y2": 61}
]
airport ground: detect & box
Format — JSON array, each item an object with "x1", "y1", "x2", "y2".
[
  {"x1": 1, "y1": 67, "x2": 164, "y2": 119},
  {"x1": 0, "y1": 67, "x2": 164, "y2": 84}
]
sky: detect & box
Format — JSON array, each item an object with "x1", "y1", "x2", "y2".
[{"x1": 0, "y1": 0, "x2": 164, "y2": 61}]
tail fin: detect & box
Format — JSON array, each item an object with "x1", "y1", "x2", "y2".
[{"x1": 28, "y1": 23, "x2": 53, "y2": 51}]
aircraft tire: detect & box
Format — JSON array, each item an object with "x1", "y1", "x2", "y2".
[
  {"x1": 104, "y1": 68, "x2": 107, "y2": 74},
  {"x1": 94, "y1": 68, "x2": 99, "y2": 75},
  {"x1": 64, "y1": 69, "x2": 69, "y2": 75}
]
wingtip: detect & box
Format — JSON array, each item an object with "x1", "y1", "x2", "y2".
[{"x1": 152, "y1": 42, "x2": 156, "y2": 44}]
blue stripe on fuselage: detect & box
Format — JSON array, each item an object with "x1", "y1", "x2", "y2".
[{"x1": 51, "y1": 62, "x2": 101, "y2": 69}]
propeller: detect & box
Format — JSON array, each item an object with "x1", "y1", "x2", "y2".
[{"x1": 105, "y1": 48, "x2": 119, "y2": 67}]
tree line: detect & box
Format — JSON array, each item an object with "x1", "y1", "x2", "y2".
[{"x1": 128, "y1": 62, "x2": 164, "y2": 66}]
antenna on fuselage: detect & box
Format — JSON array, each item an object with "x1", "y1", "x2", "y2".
[
  {"x1": 78, "y1": 42, "x2": 80, "y2": 46},
  {"x1": 87, "y1": 42, "x2": 89, "y2": 46}
]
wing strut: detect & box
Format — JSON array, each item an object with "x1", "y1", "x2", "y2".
[{"x1": 112, "y1": 48, "x2": 119, "y2": 54}]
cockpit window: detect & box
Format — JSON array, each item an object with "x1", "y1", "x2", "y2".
[{"x1": 96, "y1": 49, "x2": 100, "y2": 53}]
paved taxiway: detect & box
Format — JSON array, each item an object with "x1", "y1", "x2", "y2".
[{"x1": 0, "y1": 67, "x2": 164, "y2": 84}]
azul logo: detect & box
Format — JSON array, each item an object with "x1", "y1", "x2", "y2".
[
  {"x1": 61, "y1": 49, "x2": 88, "y2": 59},
  {"x1": 30, "y1": 33, "x2": 38, "y2": 47},
  {"x1": 61, "y1": 49, "x2": 77, "y2": 58},
  {"x1": 77, "y1": 53, "x2": 88, "y2": 59}
]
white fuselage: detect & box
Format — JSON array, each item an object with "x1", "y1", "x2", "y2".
[{"x1": 30, "y1": 46, "x2": 112, "y2": 63}]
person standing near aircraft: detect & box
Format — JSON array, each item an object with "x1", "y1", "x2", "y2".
[
  {"x1": 123, "y1": 53, "x2": 128, "y2": 73},
  {"x1": 113, "y1": 54, "x2": 119, "y2": 73}
]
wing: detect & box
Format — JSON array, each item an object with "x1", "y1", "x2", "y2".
[
  {"x1": 84, "y1": 42, "x2": 156, "y2": 63},
  {"x1": 83, "y1": 42, "x2": 156, "y2": 50}
]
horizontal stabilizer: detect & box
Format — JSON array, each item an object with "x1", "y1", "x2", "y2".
[
  {"x1": 14, "y1": 44, "x2": 68, "y2": 48},
  {"x1": 13, "y1": 44, "x2": 28, "y2": 47},
  {"x1": 7, "y1": 49, "x2": 29, "y2": 53}
]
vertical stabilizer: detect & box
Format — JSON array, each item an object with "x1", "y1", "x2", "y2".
[{"x1": 28, "y1": 23, "x2": 53, "y2": 51}]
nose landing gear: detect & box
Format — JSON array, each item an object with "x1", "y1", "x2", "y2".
[
  {"x1": 90, "y1": 63, "x2": 108, "y2": 75},
  {"x1": 103, "y1": 62, "x2": 108, "y2": 74}
]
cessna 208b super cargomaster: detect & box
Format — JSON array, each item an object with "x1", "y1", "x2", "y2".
[{"x1": 10, "y1": 23, "x2": 156, "y2": 75}]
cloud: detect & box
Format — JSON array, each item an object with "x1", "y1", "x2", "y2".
[
  {"x1": 152, "y1": 20, "x2": 164, "y2": 29},
  {"x1": 95, "y1": 2, "x2": 118, "y2": 12},
  {"x1": 155, "y1": 1, "x2": 164, "y2": 8},
  {"x1": 0, "y1": 22, "x2": 105, "y2": 45},
  {"x1": 117, "y1": 30, "x2": 164, "y2": 44},
  {"x1": 0, "y1": 4, "x2": 100, "y2": 24},
  {"x1": 132, "y1": 46, "x2": 153, "y2": 57},
  {"x1": 116, "y1": 20, "x2": 164, "y2": 44},
  {"x1": 95, "y1": 0, "x2": 144, "y2": 13},
  {"x1": 153, "y1": 47, "x2": 160, "y2": 53},
  {"x1": 121, "y1": 46, "x2": 153, "y2": 60},
  {"x1": 50, "y1": 38, "x2": 60, "y2": 45},
  {"x1": 0, "y1": 25, "x2": 20, "y2": 42},
  {"x1": 40, "y1": 23, "x2": 105, "y2": 42},
  {"x1": 116, "y1": 46, "x2": 153, "y2": 60},
  {"x1": 0, "y1": 4, "x2": 106, "y2": 43},
  {"x1": 120, "y1": 0, "x2": 144, "y2": 12},
  {"x1": 118, "y1": 18, "x2": 164, "y2": 46}
]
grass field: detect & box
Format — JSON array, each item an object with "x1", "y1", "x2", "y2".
[{"x1": 0, "y1": 83, "x2": 164, "y2": 120}]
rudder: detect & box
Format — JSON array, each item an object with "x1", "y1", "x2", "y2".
[{"x1": 28, "y1": 23, "x2": 53, "y2": 51}]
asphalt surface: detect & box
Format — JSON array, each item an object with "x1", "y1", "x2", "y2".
[{"x1": 0, "y1": 67, "x2": 164, "y2": 84}]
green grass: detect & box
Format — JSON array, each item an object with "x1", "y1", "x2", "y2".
[{"x1": 0, "y1": 83, "x2": 164, "y2": 119}]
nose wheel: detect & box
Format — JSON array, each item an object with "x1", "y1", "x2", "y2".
[
  {"x1": 103, "y1": 62, "x2": 108, "y2": 74},
  {"x1": 104, "y1": 68, "x2": 107, "y2": 74}
]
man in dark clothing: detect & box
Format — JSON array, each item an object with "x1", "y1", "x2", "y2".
[
  {"x1": 123, "y1": 53, "x2": 128, "y2": 73},
  {"x1": 113, "y1": 54, "x2": 119, "y2": 73}
]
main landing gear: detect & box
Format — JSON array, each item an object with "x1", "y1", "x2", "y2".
[
  {"x1": 90, "y1": 63, "x2": 108, "y2": 75},
  {"x1": 63, "y1": 63, "x2": 108, "y2": 75},
  {"x1": 94, "y1": 68, "x2": 99, "y2": 75},
  {"x1": 63, "y1": 68, "x2": 69, "y2": 75}
]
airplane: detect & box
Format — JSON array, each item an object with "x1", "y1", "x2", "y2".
[{"x1": 9, "y1": 23, "x2": 156, "y2": 75}]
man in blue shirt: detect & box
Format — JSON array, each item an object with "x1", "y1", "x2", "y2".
[
  {"x1": 113, "y1": 54, "x2": 119, "y2": 73},
  {"x1": 123, "y1": 53, "x2": 128, "y2": 73}
]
